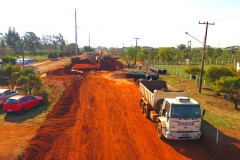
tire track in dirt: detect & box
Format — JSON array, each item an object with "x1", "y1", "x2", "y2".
[
  {"x1": 67, "y1": 71, "x2": 193, "y2": 160},
  {"x1": 21, "y1": 70, "x2": 217, "y2": 160},
  {"x1": 21, "y1": 75, "x2": 82, "y2": 160}
]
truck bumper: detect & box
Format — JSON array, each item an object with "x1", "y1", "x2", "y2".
[{"x1": 165, "y1": 131, "x2": 201, "y2": 140}]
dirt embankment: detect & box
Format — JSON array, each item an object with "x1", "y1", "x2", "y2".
[{"x1": 21, "y1": 67, "x2": 216, "y2": 160}]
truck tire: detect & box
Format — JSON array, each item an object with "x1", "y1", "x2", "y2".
[
  {"x1": 157, "y1": 122, "x2": 164, "y2": 139},
  {"x1": 144, "y1": 105, "x2": 150, "y2": 118},
  {"x1": 140, "y1": 102, "x2": 145, "y2": 114}
]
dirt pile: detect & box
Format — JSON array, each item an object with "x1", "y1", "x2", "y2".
[{"x1": 21, "y1": 67, "x2": 84, "y2": 159}]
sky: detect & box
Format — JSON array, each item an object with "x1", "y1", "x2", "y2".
[{"x1": 1, "y1": 0, "x2": 240, "y2": 49}]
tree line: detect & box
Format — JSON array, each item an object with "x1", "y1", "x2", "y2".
[
  {"x1": 0, "y1": 27, "x2": 82, "y2": 59},
  {"x1": 117, "y1": 44, "x2": 240, "y2": 65},
  {"x1": 116, "y1": 45, "x2": 240, "y2": 109}
]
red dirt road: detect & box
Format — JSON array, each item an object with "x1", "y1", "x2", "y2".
[{"x1": 21, "y1": 70, "x2": 216, "y2": 160}]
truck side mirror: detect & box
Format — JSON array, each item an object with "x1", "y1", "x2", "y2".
[{"x1": 202, "y1": 109, "x2": 206, "y2": 118}]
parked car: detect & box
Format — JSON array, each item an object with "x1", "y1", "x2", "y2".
[
  {"x1": 3, "y1": 94, "x2": 43, "y2": 114},
  {"x1": 0, "y1": 89, "x2": 18, "y2": 106}
]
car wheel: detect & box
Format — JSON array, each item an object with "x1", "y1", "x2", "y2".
[
  {"x1": 19, "y1": 108, "x2": 25, "y2": 115},
  {"x1": 38, "y1": 101, "x2": 43, "y2": 106}
]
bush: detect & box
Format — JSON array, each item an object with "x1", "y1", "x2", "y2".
[{"x1": 34, "y1": 89, "x2": 50, "y2": 104}]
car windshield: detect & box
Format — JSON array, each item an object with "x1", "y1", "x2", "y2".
[
  {"x1": 171, "y1": 104, "x2": 201, "y2": 118},
  {"x1": 5, "y1": 99, "x2": 18, "y2": 104}
]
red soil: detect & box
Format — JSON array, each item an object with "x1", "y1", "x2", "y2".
[{"x1": 21, "y1": 66, "x2": 216, "y2": 160}]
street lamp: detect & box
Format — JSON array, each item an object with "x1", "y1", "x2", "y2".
[{"x1": 185, "y1": 32, "x2": 206, "y2": 93}]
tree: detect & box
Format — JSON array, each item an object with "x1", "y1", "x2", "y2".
[
  {"x1": 48, "y1": 52, "x2": 58, "y2": 60},
  {"x1": 137, "y1": 50, "x2": 147, "y2": 62},
  {"x1": 59, "y1": 52, "x2": 65, "y2": 57},
  {"x1": 185, "y1": 66, "x2": 201, "y2": 76},
  {"x1": 13, "y1": 68, "x2": 43, "y2": 94},
  {"x1": 63, "y1": 43, "x2": 79, "y2": 54},
  {"x1": 0, "y1": 39, "x2": 6, "y2": 48},
  {"x1": 1, "y1": 56, "x2": 17, "y2": 65},
  {"x1": 185, "y1": 66, "x2": 202, "y2": 83},
  {"x1": 24, "y1": 32, "x2": 41, "y2": 49},
  {"x1": 24, "y1": 37, "x2": 36, "y2": 58},
  {"x1": 125, "y1": 46, "x2": 136, "y2": 60},
  {"x1": 191, "y1": 48, "x2": 202, "y2": 62},
  {"x1": 83, "y1": 46, "x2": 94, "y2": 52},
  {"x1": 206, "y1": 45, "x2": 214, "y2": 59},
  {"x1": 41, "y1": 33, "x2": 63, "y2": 50},
  {"x1": 216, "y1": 76, "x2": 240, "y2": 109},
  {"x1": 6, "y1": 27, "x2": 20, "y2": 51},
  {"x1": 60, "y1": 40, "x2": 65, "y2": 51},
  {"x1": 213, "y1": 48, "x2": 222, "y2": 59},
  {"x1": 0, "y1": 39, "x2": 7, "y2": 56},
  {"x1": 147, "y1": 48, "x2": 158, "y2": 60},
  {"x1": 1, "y1": 64, "x2": 21, "y2": 89},
  {"x1": 177, "y1": 44, "x2": 186, "y2": 51},
  {"x1": 205, "y1": 67, "x2": 234, "y2": 85},
  {"x1": 0, "y1": 46, "x2": 15, "y2": 57},
  {"x1": 158, "y1": 47, "x2": 175, "y2": 62}
]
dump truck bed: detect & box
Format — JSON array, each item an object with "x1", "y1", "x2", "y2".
[{"x1": 139, "y1": 80, "x2": 189, "y2": 111}]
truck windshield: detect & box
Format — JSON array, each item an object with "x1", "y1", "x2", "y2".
[{"x1": 171, "y1": 104, "x2": 201, "y2": 118}]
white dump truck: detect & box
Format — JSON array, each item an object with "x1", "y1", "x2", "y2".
[{"x1": 139, "y1": 80, "x2": 205, "y2": 140}]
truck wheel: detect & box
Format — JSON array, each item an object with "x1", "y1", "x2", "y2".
[
  {"x1": 144, "y1": 105, "x2": 150, "y2": 118},
  {"x1": 157, "y1": 122, "x2": 164, "y2": 139},
  {"x1": 140, "y1": 99, "x2": 143, "y2": 106},
  {"x1": 140, "y1": 102, "x2": 145, "y2": 114}
]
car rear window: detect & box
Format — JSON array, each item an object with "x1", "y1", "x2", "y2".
[{"x1": 5, "y1": 99, "x2": 18, "y2": 104}]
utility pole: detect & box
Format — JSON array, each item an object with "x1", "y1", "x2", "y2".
[
  {"x1": 133, "y1": 37, "x2": 141, "y2": 64},
  {"x1": 89, "y1": 33, "x2": 90, "y2": 47},
  {"x1": 75, "y1": 9, "x2": 77, "y2": 57},
  {"x1": 187, "y1": 40, "x2": 191, "y2": 59},
  {"x1": 22, "y1": 44, "x2": 25, "y2": 65},
  {"x1": 198, "y1": 21, "x2": 215, "y2": 93}
]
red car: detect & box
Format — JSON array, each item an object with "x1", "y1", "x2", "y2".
[{"x1": 3, "y1": 94, "x2": 43, "y2": 114}]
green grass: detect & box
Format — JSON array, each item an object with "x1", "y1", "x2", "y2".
[{"x1": 158, "y1": 72, "x2": 240, "y2": 137}]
